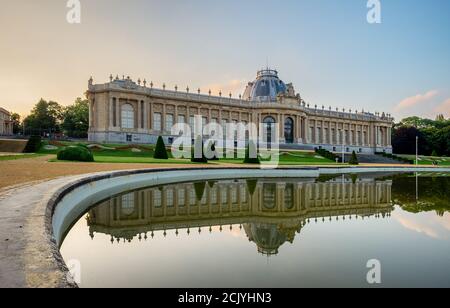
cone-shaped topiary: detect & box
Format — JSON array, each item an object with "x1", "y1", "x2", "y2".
[
  {"x1": 246, "y1": 179, "x2": 258, "y2": 195},
  {"x1": 243, "y1": 141, "x2": 260, "y2": 164},
  {"x1": 194, "y1": 182, "x2": 206, "y2": 201},
  {"x1": 349, "y1": 151, "x2": 359, "y2": 165},
  {"x1": 153, "y1": 136, "x2": 169, "y2": 159},
  {"x1": 23, "y1": 135, "x2": 42, "y2": 153},
  {"x1": 191, "y1": 136, "x2": 208, "y2": 163}
]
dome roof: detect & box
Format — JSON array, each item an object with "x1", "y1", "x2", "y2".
[
  {"x1": 243, "y1": 69, "x2": 287, "y2": 102},
  {"x1": 244, "y1": 223, "x2": 289, "y2": 256}
]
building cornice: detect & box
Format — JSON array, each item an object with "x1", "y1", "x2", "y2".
[{"x1": 87, "y1": 79, "x2": 394, "y2": 125}]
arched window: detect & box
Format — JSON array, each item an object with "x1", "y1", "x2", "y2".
[
  {"x1": 121, "y1": 104, "x2": 134, "y2": 129},
  {"x1": 263, "y1": 116, "x2": 276, "y2": 144},
  {"x1": 284, "y1": 117, "x2": 294, "y2": 144}
]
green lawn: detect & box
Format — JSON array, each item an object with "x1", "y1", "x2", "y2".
[
  {"x1": 398, "y1": 155, "x2": 450, "y2": 166},
  {"x1": 92, "y1": 156, "x2": 192, "y2": 164},
  {"x1": 0, "y1": 154, "x2": 45, "y2": 161},
  {"x1": 39, "y1": 140, "x2": 344, "y2": 165}
]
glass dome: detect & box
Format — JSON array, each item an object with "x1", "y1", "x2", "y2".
[{"x1": 243, "y1": 69, "x2": 287, "y2": 102}]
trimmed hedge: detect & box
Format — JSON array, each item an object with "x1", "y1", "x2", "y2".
[
  {"x1": 243, "y1": 141, "x2": 260, "y2": 164},
  {"x1": 315, "y1": 148, "x2": 340, "y2": 162},
  {"x1": 23, "y1": 136, "x2": 42, "y2": 153},
  {"x1": 376, "y1": 152, "x2": 414, "y2": 164},
  {"x1": 57, "y1": 146, "x2": 94, "y2": 162},
  {"x1": 153, "y1": 136, "x2": 169, "y2": 159}
]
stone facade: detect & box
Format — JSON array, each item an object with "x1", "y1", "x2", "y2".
[
  {"x1": 0, "y1": 107, "x2": 13, "y2": 136},
  {"x1": 87, "y1": 70, "x2": 394, "y2": 154}
]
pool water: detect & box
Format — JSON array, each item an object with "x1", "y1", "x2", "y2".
[{"x1": 60, "y1": 173, "x2": 450, "y2": 287}]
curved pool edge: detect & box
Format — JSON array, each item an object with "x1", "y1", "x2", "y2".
[{"x1": 0, "y1": 166, "x2": 449, "y2": 288}]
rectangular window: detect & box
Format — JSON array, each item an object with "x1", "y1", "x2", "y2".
[
  {"x1": 141, "y1": 101, "x2": 144, "y2": 129},
  {"x1": 153, "y1": 190, "x2": 162, "y2": 208},
  {"x1": 177, "y1": 189, "x2": 185, "y2": 206},
  {"x1": 165, "y1": 189, "x2": 174, "y2": 207},
  {"x1": 178, "y1": 115, "x2": 185, "y2": 124},
  {"x1": 112, "y1": 98, "x2": 117, "y2": 127},
  {"x1": 153, "y1": 113, "x2": 162, "y2": 131},
  {"x1": 221, "y1": 120, "x2": 227, "y2": 137},
  {"x1": 166, "y1": 114, "x2": 174, "y2": 132},
  {"x1": 189, "y1": 116, "x2": 195, "y2": 131},
  {"x1": 202, "y1": 117, "x2": 207, "y2": 127}
]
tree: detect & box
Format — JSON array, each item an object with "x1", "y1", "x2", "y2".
[
  {"x1": 392, "y1": 116, "x2": 450, "y2": 156},
  {"x1": 191, "y1": 136, "x2": 208, "y2": 163},
  {"x1": 153, "y1": 136, "x2": 169, "y2": 159},
  {"x1": 62, "y1": 98, "x2": 89, "y2": 138},
  {"x1": 243, "y1": 141, "x2": 260, "y2": 164},
  {"x1": 10, "y1": 113, "x2": 22, "y2": 134},
  {"x1": 349, "y1": 151, "x2": 359, "y2": 165},
  {"x1": 23, "y1": 99, "x2": 63, "y2": 136}
]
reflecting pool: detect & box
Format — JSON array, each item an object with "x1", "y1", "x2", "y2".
[{"x1": 60, "y1": 173, "x2": 450, "y2": 288}]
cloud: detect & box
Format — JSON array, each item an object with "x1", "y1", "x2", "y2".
[
  {"x1": 203, "y1": 79, "x2": 247, "y2": 97},
  {"x1": 392, "y1": 211, "x2": 450, "y2": 240},
  {"x1": 394, "y1": 90, "x2": 439, "y2": 112},
  {"x1": 434, "y1": 98, "x2": 450, "y2": 117}
]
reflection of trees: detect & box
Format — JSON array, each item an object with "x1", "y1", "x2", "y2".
[{"x1": 392, "y1": 176, "x2": 450, "y2": 216}]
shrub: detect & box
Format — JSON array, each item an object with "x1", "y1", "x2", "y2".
[
  {"x1": 243, "y1": 141, "x2": 260, "y2": 164},
  {"x1": 23, "y1": 135, "x2": 42, "y2": 153},
  {"x1": 349, "y1": 151, "x2": 359, "y2": 165},
  {"x1": 57, "y1": 146, "x2": 94, "y2": 162},
  {"x1": 315, "y1": 148, "x2": 340, "y2": 162},
  {"x1": 191, "y1": 136, "x2": 208, "y2": 163},
  {"x1": 153, "y1": 136, "x2": 169, "y2": 159}
]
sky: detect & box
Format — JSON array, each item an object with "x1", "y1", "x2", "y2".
[{"x1": 0, "y1": 0, "x2": 449, "y2": 120}]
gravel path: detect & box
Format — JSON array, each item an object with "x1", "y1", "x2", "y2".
[{"x1": 0, "y1": 155, "x2": 206, "y2": 191}]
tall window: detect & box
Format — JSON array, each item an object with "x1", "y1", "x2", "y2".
[
  {"x1": 263, "y1": 116, "x2": 276, "y2": 144},
  {"x1": 221, "y1": 119, "x2": 228, "y2": 138},
  {"x1": 189, "y1": 116, "x2": 195, "y2": 131},
  {"x1": 140, "y1": 101, "x2": 144, "y2": 129},
  {"x1": 121, "y1": 104, "x2": 134, "y2": 129},
  {"x1": 153, "y1": 113, "x2": 162, "y2": 131},
  {"x1": 166, "y1": 114, "x2": 174, "y2": 132},
  {"x1": 178, "y1": 115, "x2": 185, "y2": 124},
  {"x1": 112, "y1": 98, "x2": 117, "y2": 127},
  {"x1": 121, "y1": 193, "x2": 135, "y2": 216},
  {"x1": 284, "y1": 117, "x2": 294, "y2": 143}
]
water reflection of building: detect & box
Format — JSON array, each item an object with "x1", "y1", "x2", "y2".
[{"x1": 87, "y1": 178, "x2": 393, "y2": 255}]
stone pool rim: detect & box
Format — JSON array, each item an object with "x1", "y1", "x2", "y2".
[{"x1": 1, "y1": 166, "x2": 449, "y2": 288}]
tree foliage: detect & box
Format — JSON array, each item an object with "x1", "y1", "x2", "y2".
[
  {"x1": 393, "y1": 116, "x2": 450, "y2": 156},
  {"x1": 153, "y1": 136, "x2": 169, "y2": 159},
  {"x1": 23, "y1": 99, "x2": 64, "y2": 135},
  {"x1": 62, "y1": 98, "x2": 89, "y2": 138}
]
